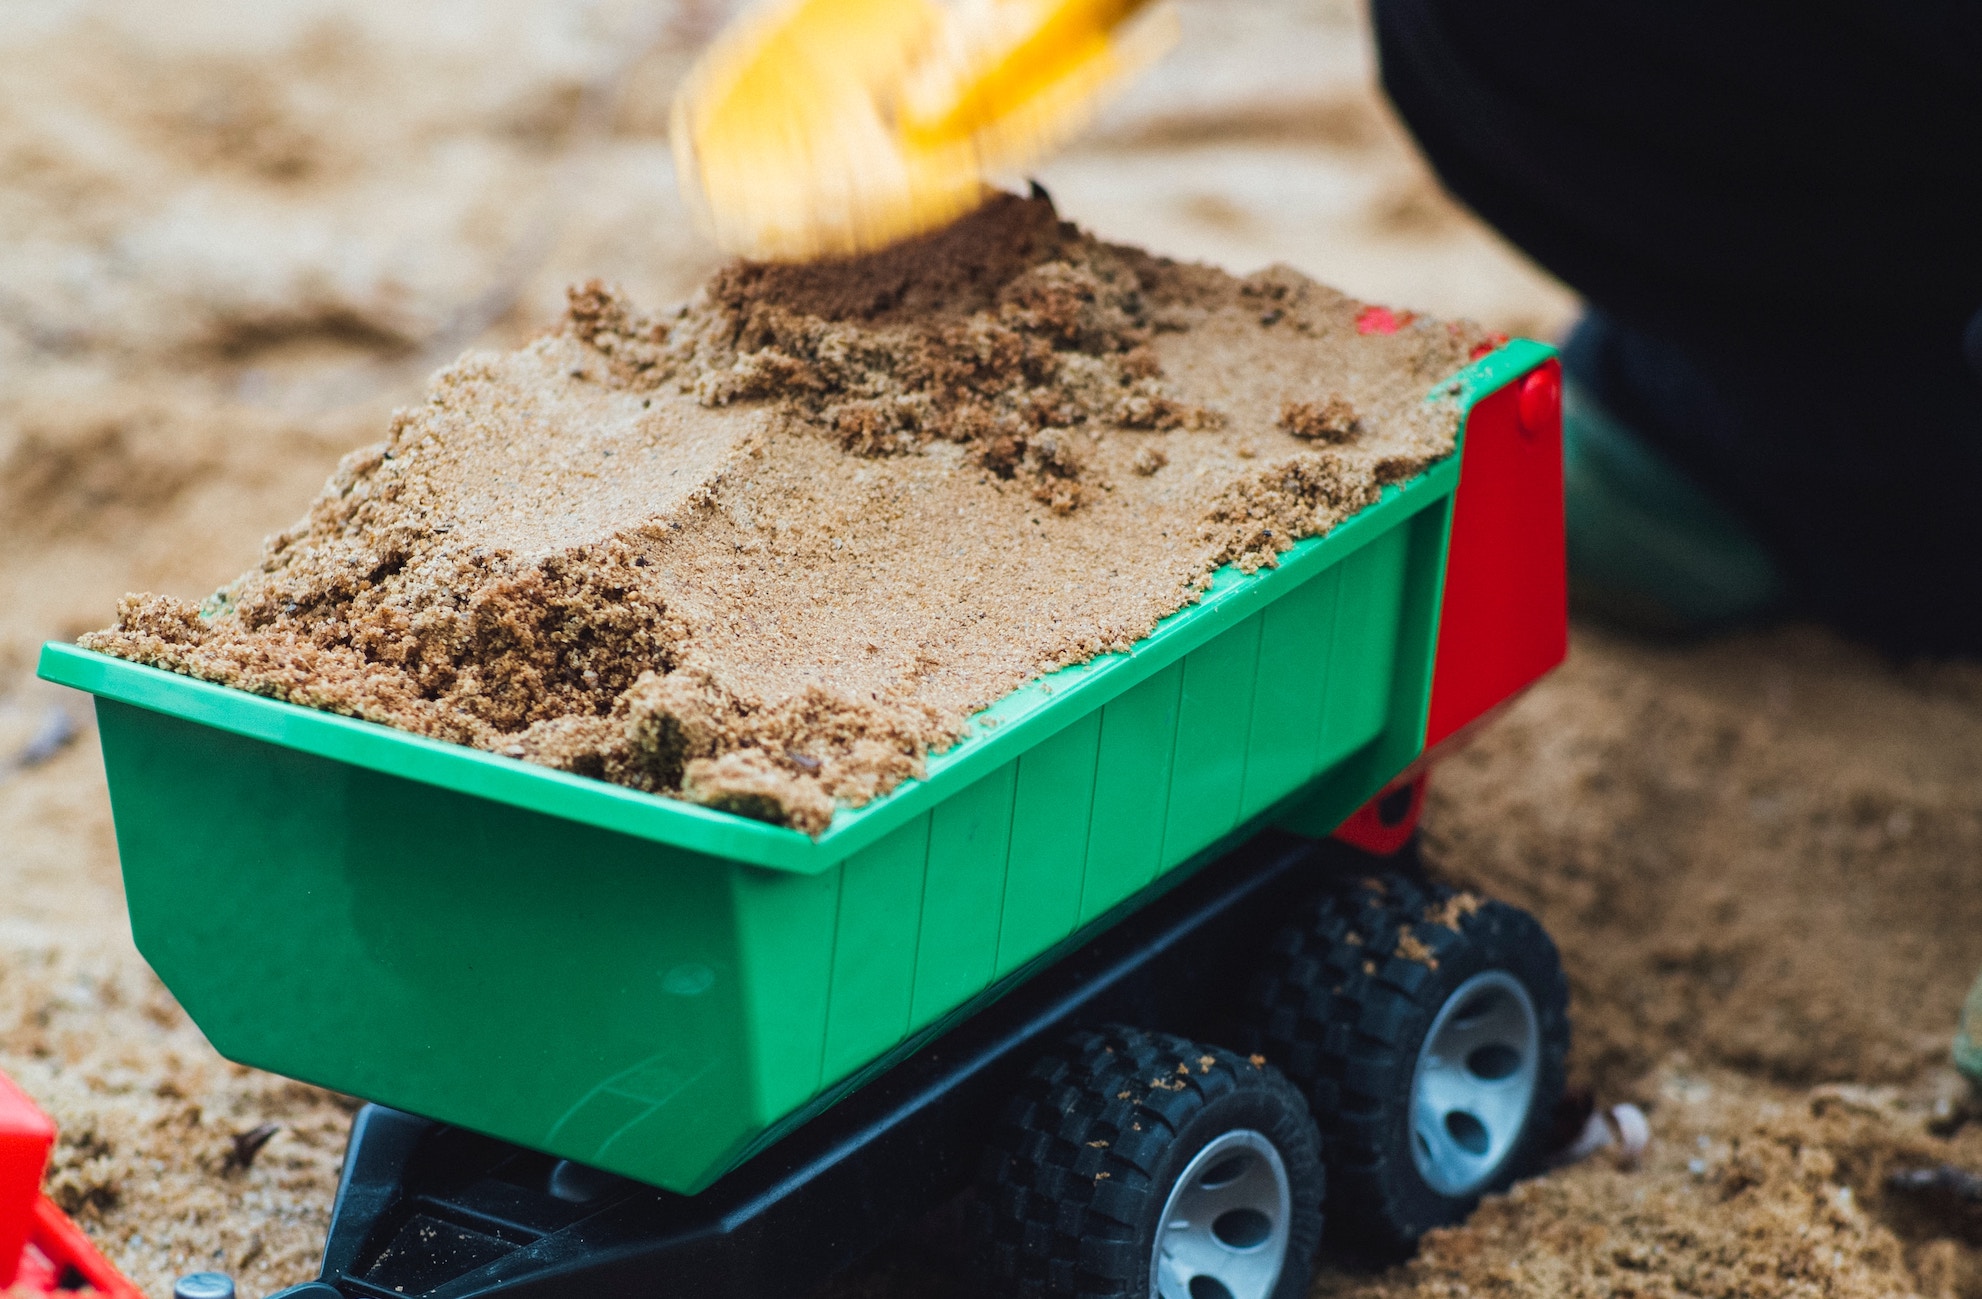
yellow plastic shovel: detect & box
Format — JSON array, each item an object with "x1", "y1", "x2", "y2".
[{"x1": 671, "y1": 0, "x2": 1173, "y2": 261}]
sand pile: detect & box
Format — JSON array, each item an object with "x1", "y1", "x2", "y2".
[
  {"x1": 1320, "y1": 1062, "x2": 1982, "y2": 1299},
  {"x1": 1428, "y1": 627, "x2": 1982, "y2": 1100},
  {"x1": 80, "y1": 194, "x2": 1484, "y2": 831}
]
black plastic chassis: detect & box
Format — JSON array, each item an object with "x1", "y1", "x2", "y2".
[{"x1": 271, "y1": 832, "x2": 1385, "y2": 1299}]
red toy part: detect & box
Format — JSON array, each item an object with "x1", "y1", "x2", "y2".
[
  {"x1": 1331, "y1": 772, "x2": 1427, "y2": 857},
  {"x1": 14, "y1": 1198, "x2": 145, "y2": 1299},
  {"x1": 1329, "y1": 359, "x2": 1566, "y2": 858},
  {"x1": 1355, "y1": 304, "x2": 1416, "y2": 336},
  {"x1": 0, "y1": 1072, "x2": 142, "y2": 1299},
  {"x1": 1423, "y1": 361, "x2": 1568, "y2": 751},
  {"x1": 0, "y1": 1071, "x2": 55, "y2": 1290}
]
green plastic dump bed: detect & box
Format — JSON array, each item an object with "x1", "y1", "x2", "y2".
[{"x1": 38, "y1": 343, "x2": 1547, "y2": 1196}]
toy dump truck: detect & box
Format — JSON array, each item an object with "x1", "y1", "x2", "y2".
[{"x1": 40, "y1": 338, "x2": 1571, "y2": 1299}]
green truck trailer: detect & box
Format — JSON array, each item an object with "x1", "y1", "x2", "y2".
[{"x1": 41, "y1": 338, "x2": 1572, "y2": 1299}]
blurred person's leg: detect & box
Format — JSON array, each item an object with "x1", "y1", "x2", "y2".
[{"x1": 1371, "y1": 0, "x2": 1982, "y2": 653}]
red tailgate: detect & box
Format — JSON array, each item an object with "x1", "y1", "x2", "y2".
[{"x1": 1425, "y1": 360, "x2": 1568, "y2": 750}]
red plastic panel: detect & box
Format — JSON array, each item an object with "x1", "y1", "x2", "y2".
[
  {"x1": 0, "y1": 1072, "x2": 55, "y2": 1288},
  {"x1": 1424, "y1": 362, "x2": 1568, "y2": 750}
]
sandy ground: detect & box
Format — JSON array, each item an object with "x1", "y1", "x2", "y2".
[{"x1": 4, "y1": 2, "x2": 1980, "y2": 1298}]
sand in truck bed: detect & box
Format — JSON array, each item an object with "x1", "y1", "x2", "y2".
[{"x1": 80, "y1": 194, "x2": 1487, "y2": 832}]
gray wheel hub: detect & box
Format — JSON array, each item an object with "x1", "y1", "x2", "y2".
[
  {"x1": 1151, "y1": 1129, "x2": 1291, "y2": 1299},
  {"x1": 1409, "y1": 969, "x2": 1541, "y2": 1198}
]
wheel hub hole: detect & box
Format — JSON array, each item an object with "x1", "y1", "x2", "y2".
[
  {"x1": 1211, "y1": 1208, "x2": 1272, "y2": 1250},
  {"x1": 1466, "y1": 1043, "x2": 1522, "y2": 1081},
  {"x1": 1444, "y1": 1110, "x2": 1490, "y2": 1155},
  {"x1": 1189, "y1": 1277, "x2": 1236, "y2": 1299},
  {"x1": 1197, "y1": 1156, "x2": 1249, "y2": 1190},
  {"x1": 1449, "y1": 992, "x2": 1501, "y2": 1027}
]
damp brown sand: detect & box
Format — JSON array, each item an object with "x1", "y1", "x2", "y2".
[
  {"x1": 80, "y1": 194, "x2": 1484, "y2": 831},
  {"x1": 1314, "y1": 1063, "x2": 1982, "y2": 1299}
]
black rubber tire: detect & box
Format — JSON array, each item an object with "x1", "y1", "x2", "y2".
[
  {"x1": 1246, "y1": 873, "x2": 1569, "y2": 1256},
  {"x1": 972, "y1": 1025, "x2": 1326, "y2": 1299}
]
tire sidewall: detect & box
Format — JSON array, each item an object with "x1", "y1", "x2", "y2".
[
  {"x1": 1137, "y1": 1084, "x2": 1325, "y2": 1299},
  {"x1": 1369, "y1": 904, "x2": 1566, "y2": 1241}
]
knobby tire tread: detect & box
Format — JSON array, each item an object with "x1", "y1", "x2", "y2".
[
  {"x1": 1246, "y1": 872, "x2": 1570, "y2": 1254},
  {"x1": 973, "y1": 1025, "x2": 1323, "y2": 1298}
]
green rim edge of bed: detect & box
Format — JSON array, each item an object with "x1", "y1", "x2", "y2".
[{"x1": 37, "y1": 338, "x2": 1553, "y2": 1195}]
